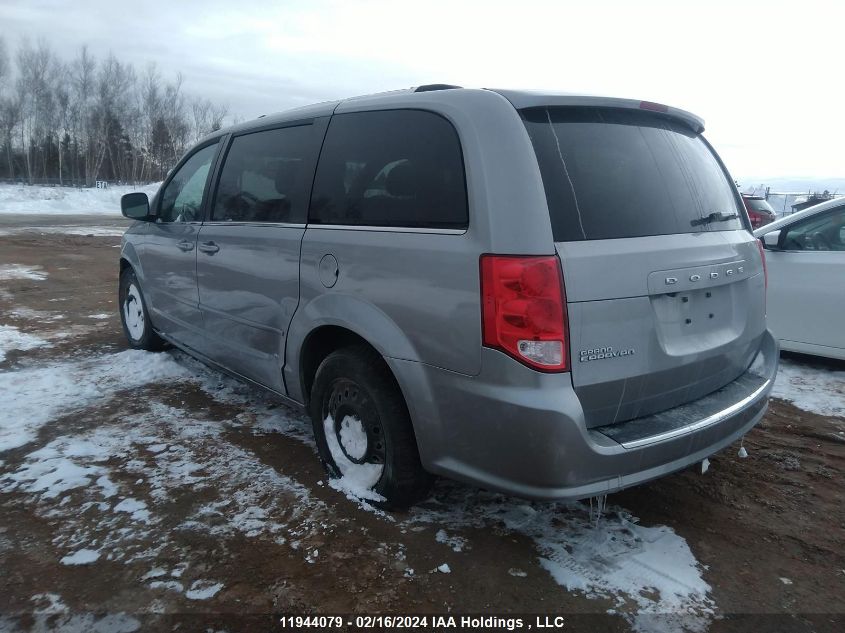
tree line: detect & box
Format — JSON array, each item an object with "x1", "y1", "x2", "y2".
[{"x1": 0, "y1": 37, "x2": 231, "y2": 187}]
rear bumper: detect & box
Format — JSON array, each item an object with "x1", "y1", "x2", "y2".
[{"x1": 389, "y1": 329, "x2": 778, "y2": 501}]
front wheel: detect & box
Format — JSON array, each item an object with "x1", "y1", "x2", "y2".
[
  {"x1": 119, "y1": 267, "x2": 166, "y2": 351},
  {"x1": 309, "y1": 345, "x2": 432, "y2": 509}
]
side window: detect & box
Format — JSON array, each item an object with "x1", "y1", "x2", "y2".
[
  {"x1": 158, "y1": 142, "x2": 218, "y2": 223},
  {"x1": 781, "y1": 207, "x2": 845, "y2": 251},
  {"x1": 309, "y1": 110, "x2": 468, "y2": 229},
  {"x1": 212, "y1": 125, "x2": 315, "y2": 223}
]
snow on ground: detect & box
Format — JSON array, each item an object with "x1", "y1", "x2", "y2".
[
  {"x1": 435, "y1": 528, "x2": 467, "y2": 552},
  {"x1": 407, "y1": 488, "x2": 714, "y2": 633},
  {"x1": 0, "y1": 264, "x2": 47, "y2": 281},
  {"x1": 773, "y1": 358, "x2": 845, "y2": 418},
  {"x1": 30, "y1": 592, "x2": 69, "y2": 614},
  {"x1": 0, "y1": 183, "x2": 160, "y2": 215},
  {"x1": 170, "y1": 357, "x2": 721, "y2": 631},
  {"x1": 0, "y1": 225, "x2": 127, "y2": 237},
  {"x1": 0, "y1": 344, "x2": 716, "y2": 631},
  {"x1": 17, "y1": 593, "x2": 141, "y2": 633},
  {"x1": 8, "y1": 307, "x2": 65, "y2": 321},
  {"x1": 0, "y1": 350, "x2": 335, "y2": 586},
  {"x1": 60, "y1": 549, "x2": 101, "y2": 566},
  {"x1": 185, "y1": 580, "x2": 224, "y2": 600},
  {"x1": 6, "y1": 609, "x2": 140, "y2": 633},
  {"x1": 2, "y1": 300, "x2": 841, "y2": 631},
  {"x1": 0, "y1": 350, "x2": 190, "y2": 451},
  {"x1": 0, "y1": 325, "x2": 50, "y2": 363}
]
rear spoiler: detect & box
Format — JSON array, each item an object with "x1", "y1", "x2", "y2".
[{"x1": 488, "y1": 89, "x2": 706, "y2": 134}]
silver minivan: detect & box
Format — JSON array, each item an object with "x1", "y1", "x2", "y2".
[{"x1": 119, "y1": 86, "x2": 779, "y2": 508}]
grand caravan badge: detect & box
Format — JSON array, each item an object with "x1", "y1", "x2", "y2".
[{"x1": 579, "y1": 346, "x2": 636, "y2": 363}]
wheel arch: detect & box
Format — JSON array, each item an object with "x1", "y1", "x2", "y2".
[
  {"x1": 296, "y1": 323, "x2": 434, "y2": 482},
  {"x1": 119, "y1": 241, "x2": 144, "y2": 282},
  {"x1": 298, "y1": 325, "x2": 391, "y2": 406},
  {"x1": 286, "y1": 293, "x2": 422, "y2": 401}
]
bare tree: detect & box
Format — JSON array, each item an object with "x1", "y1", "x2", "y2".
[
  {"x1": 71, "y1": 45, "x2": 96, "y2": 185},
  {"x1": 0, "y1": 95, "x2": 20, "y2": 179},
  {"x1": 0, "y1": 37, "x2": 9, "y2": 90},
  {"x1": 0, "y1": 39, "x2": 231, "y2": 185}
]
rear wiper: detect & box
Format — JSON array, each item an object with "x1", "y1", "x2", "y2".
[{"x1": 691, "y1": 211, "x2": 739, "y2": 227}]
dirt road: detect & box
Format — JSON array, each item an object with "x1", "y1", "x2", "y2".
[{"x1": 1, "y1": 215, "x2": 843, "y2": 633}]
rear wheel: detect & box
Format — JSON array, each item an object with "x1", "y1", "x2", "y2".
[
  {"x1": 119, "y1": 267, "x2": 166, "y2": 351},
  {"x1": 309, "y1": 345, "x2": 432, "y2": 509}
]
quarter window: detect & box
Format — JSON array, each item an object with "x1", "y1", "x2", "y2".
[
  {"x1": 212, "y1": 125, "x2": 315, "y2": 223},
  {"x1": 309, "y1": 110, "x2": 468, "y2": 229},
  {"x1": 158, "y1": 142, "x2": 218, "y2": 223}
]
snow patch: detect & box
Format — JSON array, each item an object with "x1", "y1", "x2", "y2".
[
  {"x1": 60, "y1": 548, "x2": 100, "y2": 565},
  {"x1": 0, "y1": 263, "x2": 47, "y2": 280},
  {"x1": 772, "y1": 358, "x2": 845, "y2": 418},
  {"x1": 0, "y1": 182, "x2": 160, "y2": 215},
  {"x1": 96, "y1": 475, "x2": 118, "y2": 498},
  {"x1": 3, "y1": 389, "x2": 332, "y2": 567},
  {"x1": 323, "y1": 414, "x2": 384, "y2": 503},
  {"x1": 3, "y1": 441, "x2": 109, "y2": 498},
  {"x1": 30, "y1": 592, "x2": 69, "y2": 614},
  {"x1": 114, "y1": 498, "x2": 152, "y2": 523},
  {"x1": 0, "y1": 324, "x2": 50, "y2": 362},
  {"x1": 0, "y1": 349, "x2": 190, "y2": 452},
  {"x1": 142, "y1": 567, "x2": 168, "y2": 580},
  {"x1": 338, "y1": 415, "x2": 368, "y2": 460},
  {"x1": 148, "y1": 580, "x2": 184, "y2": 593},
  {"x1": 8, "y1": 307, "x2": 57, "y2": 320},
  {"x1": 408, "y1": 486, "x2": 714, "y2": 633},
  {"x1": 435, "y1": 528, "x2": 467, "y2": 552},
  {"x1": 0, "y1": 225, "x2": 127, "y2": 237},
  {"x1": 185, "y1": 580, "x2": 224, "y2": 600}
]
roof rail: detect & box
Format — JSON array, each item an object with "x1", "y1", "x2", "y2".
[{"x1": 413, "y1": 84, "x2": 462, "y2": 92}]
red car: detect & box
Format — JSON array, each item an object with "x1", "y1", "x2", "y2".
[{"x1": 741, "y1": 194, "x2": 776, "y2": 229}]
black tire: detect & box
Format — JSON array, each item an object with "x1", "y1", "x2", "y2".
[
  {"x1": 118, "y1": 267, "x2": 166, "y2": 351},
  {"x1": 309, "y1": 345, "x2": 432, "y2": 509}
]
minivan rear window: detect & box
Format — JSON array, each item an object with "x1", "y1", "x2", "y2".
[{"x1": 522, "y1": 107, "x2": 743, "y2": 241}]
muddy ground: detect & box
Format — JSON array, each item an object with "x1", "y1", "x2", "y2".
[{"x1": 0, "y1": 214, "x2": 843, "y2": 633}]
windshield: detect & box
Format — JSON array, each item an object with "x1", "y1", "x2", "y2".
[{"x1": 522, "y1": 107, "x2": 744, "y2": 241}]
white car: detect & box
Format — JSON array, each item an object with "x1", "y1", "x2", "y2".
[{"x1": 754, "y1": 197, "x2": 845, "y2": 360}]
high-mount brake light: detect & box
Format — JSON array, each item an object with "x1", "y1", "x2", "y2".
[
  {"x1": 639, "y1": 101, "x2": 669, "y2": 113},
  {"x1": 480, "y1": 255, "x2": 569, "y2": 372}
]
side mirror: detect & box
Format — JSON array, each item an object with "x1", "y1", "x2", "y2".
[
  {"x1": 121, "y1": 192, "x2": 151, "y2": 220},
  {"x1": 762, "y1": 230, "x2": 781, "y2": 249}
]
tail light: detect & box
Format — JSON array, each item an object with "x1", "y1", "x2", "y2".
[
  {"x1": 480, "y1": 255, "x2": 569, "y2": 372},
  {"x1": 757, "y1": 239, "x2": 768, "y2": 316},
  {"x1": 756, "y1": 239, "x2": 767, "y2": 289}
]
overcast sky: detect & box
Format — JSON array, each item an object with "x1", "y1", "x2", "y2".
[{"x1": 2, "y1": 0, "x2": 842, "y2": 181}]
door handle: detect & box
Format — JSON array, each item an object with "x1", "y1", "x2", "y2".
[
  {"x1": 198, "y1": 241, "x2": 220, "y2": 254},
  {"x1": 177, "y1": 240, "x2": 194, "y2": 252}
]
